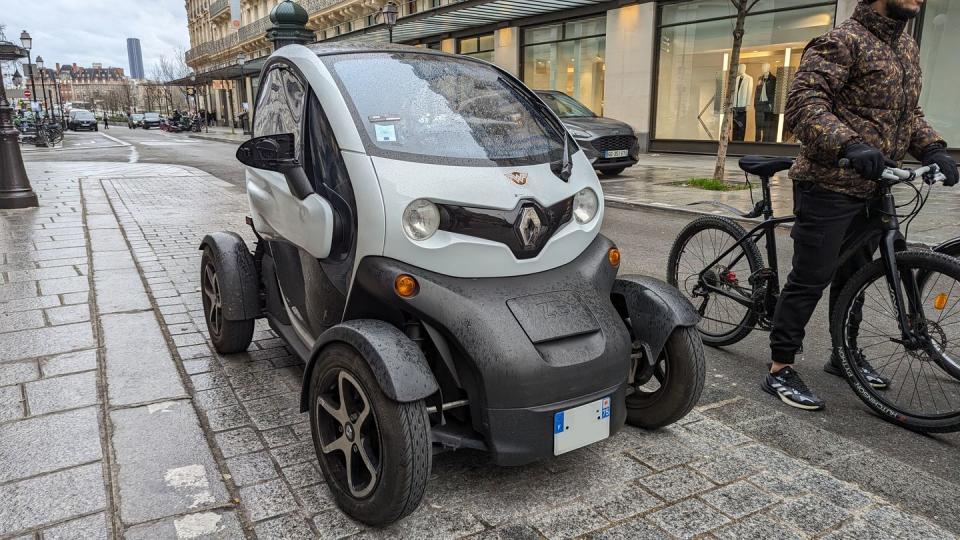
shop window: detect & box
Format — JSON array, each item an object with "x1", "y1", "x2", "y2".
[
  {"x1": 654, "y1": 2, "x2": 834, "y2": 144},
  {"x1": 458, "y1": 34, "x2": 495, "y2": 62},
  {"x1": 521, "y1": 16, "x2": 606, "y2": 115},
  {"x1": 918, "y1": 0, "x2": 960, "y2": 147}
]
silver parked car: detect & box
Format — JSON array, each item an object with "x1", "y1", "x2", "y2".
[{"x1": 536, "y1": 90, "x2": 639, "y2": 176}]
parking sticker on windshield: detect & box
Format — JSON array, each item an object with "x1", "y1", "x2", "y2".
[{"x1": 374, "y1": 123, "x2": 397, "y2": 142}]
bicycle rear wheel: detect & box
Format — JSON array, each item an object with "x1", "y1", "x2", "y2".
[
  {"x1": 831, "y1": 250, "x2": 960, "y2": 433},
  {"x1": 667, "y1": 216, "x2": 763, "y2": 347}
]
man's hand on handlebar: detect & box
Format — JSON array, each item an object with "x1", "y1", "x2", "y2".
[
  {"x1": 842, "y1": 142, "x2": 892, "y2": 181},
  {"x1": 921, "y1": 146, "x2": 959, "y2": 187}
]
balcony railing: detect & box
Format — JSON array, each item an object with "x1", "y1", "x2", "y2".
[
  {"x1": 239, "y1": 16, "x2": 270, "y2": 42},
  {"x1": 303, "y1": 0, "x2": 345, "y2": 13},
  {"x1": 210, "y1": 0, "x2": 229, "y2": 17}
]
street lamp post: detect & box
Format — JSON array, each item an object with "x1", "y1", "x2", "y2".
[
  {"x1": 228, "y1": 52, "x2": 245, "y2": 136},
  {"x1": 0, "y1": 39, "x2": 39, "y2": 209},
  {"x1": 380, "y1": 2, "x2": 400, "y2": 43},
  {"x1": 19, "y1": 31, "x2": 39, "y2": 118}
]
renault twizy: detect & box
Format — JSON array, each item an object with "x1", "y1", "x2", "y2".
[{"x1": 199, "y1": 43, "x2": 705, "y2": 526}]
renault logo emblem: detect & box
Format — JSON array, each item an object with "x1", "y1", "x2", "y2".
[
  {"x1": 517, "y1": 207, "x2": 544, "y2": 249},
  {"x1": 506, "y1": 172, "x2": 528, "y2": 186}
]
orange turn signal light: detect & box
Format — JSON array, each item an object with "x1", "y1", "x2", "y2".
[
  {"x1": 395, "y1": 274, "x2": 419, "y2": 298},
  {"x1": 934, "y1": 292, "x2": 949, "y2": 311},
  {"x1": 608, "y1": 247, "x2": 621, "y2": 268}
]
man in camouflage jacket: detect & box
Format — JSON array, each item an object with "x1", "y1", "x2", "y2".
[{"x1": 763, "y1": 0, "x2": 958, "y2": 411}]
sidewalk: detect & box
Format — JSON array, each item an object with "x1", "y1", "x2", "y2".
[
  {"x1": 604, "y1": 154, "x2": 960, "y2": 246},
  {"x1": 2, "y1": 161, "x2": 959, "y2": 539}
]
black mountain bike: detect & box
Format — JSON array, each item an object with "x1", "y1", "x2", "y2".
[{"x1": 667, "y1": 156, "x2": 960, "y2": 432}]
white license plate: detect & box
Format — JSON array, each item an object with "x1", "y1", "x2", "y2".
[
  {"x1": 603, "y1": 149, "x2": 629, "y2": 158},
  {"x1": 553, "y1": 396, "x2": 611, "y2": 455}
]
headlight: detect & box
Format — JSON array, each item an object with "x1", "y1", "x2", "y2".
[
  {"x1": 568, "y1": 128, "x2": 591, "y2": 139},
  {"x1": 402, "y1": 199, "x2": 441, "y2": 241},
  {"x1": 573, "y1": 188, "x2": 599, "y2": 224}
]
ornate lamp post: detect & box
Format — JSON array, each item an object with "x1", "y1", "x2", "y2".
[
  {"x1": 266, "y1": 0, "x2": 314, "y2": 51},
  {"x1": 19, "y1": 31, "x2": 39, "y2": 117},
  {"x1": 379, "y1": 2, "x2": 400, "y2": 44},
  {"x1": 0, "y1": 39, "x2": 39, "y2": 209}
]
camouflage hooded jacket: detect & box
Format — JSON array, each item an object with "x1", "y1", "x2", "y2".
[{"x1": 785, "y1": 2, "x2": 946, "y2": 198}]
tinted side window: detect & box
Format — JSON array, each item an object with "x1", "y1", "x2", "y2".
[{"x1": 253, "y1": 66, "x2": 306, "y2": 159}]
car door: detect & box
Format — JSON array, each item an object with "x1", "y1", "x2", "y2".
[{"x1": 247, "y1": 64, "x2": 336, "y2": 343}]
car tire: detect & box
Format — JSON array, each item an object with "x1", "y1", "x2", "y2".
[
  {"x1": 625, "y1": 326, "x2": 705, "y2": 430},
  {"x1": 309, "y1": 343, "x2": 431, "y2": 527},
  {"x1": 200, "y1": 248, "x2": 255, "y2": 354},
  {"x1": 600, "y1": 167, "x2": 628, "y2": 177}
]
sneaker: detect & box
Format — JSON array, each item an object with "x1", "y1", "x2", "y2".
[
  {"x1": 762, "y1": 365, "x2": 825, "y2": 410},
  {"x1": 824, "y1": 350, "x2": 890, "y2": 389}
]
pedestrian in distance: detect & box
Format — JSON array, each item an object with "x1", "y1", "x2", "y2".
[
  {"x1": 103, "y1": 114, "x2": 109, "y2": 129},
  {"x1": 763, "y1": 0, "x2": 959, "y2": 411}
]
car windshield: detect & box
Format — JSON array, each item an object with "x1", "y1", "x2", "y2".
[
  {"x1": 537, "y1": 92, "x2": 595, "y2": 118},
  {"x1": 144, "y1": 113, "x2": 160, "y2": 120},
  {"x1": 323, "y1": 52, "x2": 565, "y2": 167},
  {"x1": 132, "y1": 114, "x2": 144, "y2": 120},
  {"x1": 76, "y1": 112, "x2": 94, "y2": 120}
]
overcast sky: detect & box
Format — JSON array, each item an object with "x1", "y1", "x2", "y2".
[{"x1": 2, "y1": 0, "x2": 190, "y2": 75}]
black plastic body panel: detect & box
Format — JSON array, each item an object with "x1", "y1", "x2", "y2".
[
  {"x1": 346, "y1": 234, "x2": 631, "y2": 465},
  {"x1": 198, "y1": 232, "x2": 261, "y2": 321},
  {"x1": 612, "y1": 275, "x2": 701, "y2": 359}
]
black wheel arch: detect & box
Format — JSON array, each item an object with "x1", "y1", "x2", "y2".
[
  {"x1": 198, "y1": 232, "x2": 261, "y2": 321},
  {"x1": 300, "y1": 319, "x2": 440, "y2": 412},
  {"x1": 612, "y1": 274, "x2": 701, "y2": 360}
]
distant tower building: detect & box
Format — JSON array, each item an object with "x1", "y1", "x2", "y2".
[{"x1": 126, "y1": 38, "x2": 144, "y2": 80}]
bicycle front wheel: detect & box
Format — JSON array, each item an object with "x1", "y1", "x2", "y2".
[
  {"x1": 667, "y1": 215, "x2": 763, "y2": 347},
  {"x1": 832, "y1": 250, "x2": 960, "y2": 433}
]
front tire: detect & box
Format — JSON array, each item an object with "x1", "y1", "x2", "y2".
[
  {"x1": 200, "y1": 248, "x2": 254, "y2": 354},
  {"x1": 831, "y1": 250, "x2": 960, "y2": 433},
  {"x1": 667, "y1": 216, "x2": 763, "y2": 347},
  {"x1": 626, "y1": 327, "x2": 705, "y2": 429},
  {"x1": 309, "y1": 343, "x2": 431, "y2": 526}
]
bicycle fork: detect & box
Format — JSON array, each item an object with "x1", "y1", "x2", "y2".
[{"x1": 877, "y1": 192, "x2": 927, "y2": 349}]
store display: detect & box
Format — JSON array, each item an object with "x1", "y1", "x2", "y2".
[{"x1": 754, "y1": 63, "x2": 777, "y2": 142}]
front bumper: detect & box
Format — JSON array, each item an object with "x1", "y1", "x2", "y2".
[
  {"x1": 577, "y1": 136, "x2": 641, "y2": 171},
  {"x1": 349, "y1": 235, "x2": 632, "y2": 465}
]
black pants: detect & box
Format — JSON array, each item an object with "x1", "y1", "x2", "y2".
[{"x1": 769, "y1": 182, "x2": 880, "y2": 363}]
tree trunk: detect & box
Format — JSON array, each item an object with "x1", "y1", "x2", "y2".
[{"x1": 713, "y1": 3, "x2": 749, "y2": 181}]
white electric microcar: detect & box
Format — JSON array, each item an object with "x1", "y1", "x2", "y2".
[{"x1": 199, "y1": 42, "x2": 705, "y2": 526}]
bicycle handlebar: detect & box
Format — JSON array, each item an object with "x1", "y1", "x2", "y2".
[{"x1": 837, "y1": 158, "x2": 947, "y2": 185}]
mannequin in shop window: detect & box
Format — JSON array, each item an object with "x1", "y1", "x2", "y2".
[
  {"x1": 731, "y1": 64, "x2": 753, "y2": 142},
  {"x1": 755, "y1": 63, "x2": 778, "y2": 142}
]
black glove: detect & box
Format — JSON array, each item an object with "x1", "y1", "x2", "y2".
[
  {"x1": 842, "y1": 142, "x2": 887, "y2": 181},
  {"x1": 921, "y1": 147, "x2": 959, "y2": 187}
]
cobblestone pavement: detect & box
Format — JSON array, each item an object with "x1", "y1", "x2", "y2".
[
  {"x1": 1, "y1": 161, "x2": 958, "y2": 539},
  {"x1": 601, "y1": 154, "x2": 960, "y2": 246}
]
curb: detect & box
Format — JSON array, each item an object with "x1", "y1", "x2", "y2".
[
  {"x1": 188, "y1": 133, "x2": 248, "y2": 145},
  {"x1": 603, "y1": 196, "x2": 791, "y2": 229}
]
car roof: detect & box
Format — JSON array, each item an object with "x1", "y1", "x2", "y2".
[{"x1": 305, "y1": 41, "x2": 456, "y2": 59}]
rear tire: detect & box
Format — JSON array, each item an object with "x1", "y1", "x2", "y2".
[
  {"x1": 667, "y1": 215, "x2": 763, "y2": 347},
  {"x1": 626, "y1": 326, "x2": 705, "y2": 429},
  {"x1": 200, "y1": 248, "x2": 254, "y2": 354},
  {"x1": 309, "y1": 343, "x2": 431, "y2": 526},
  {"x1": 831, "y1": 250, "x2": 960, "y2": 433}
]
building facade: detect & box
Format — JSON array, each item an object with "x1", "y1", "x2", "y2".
[
  {"x1": 183, "y1": 0, "x2": 959, "y2": 154},
  {"x1": 127, "y1": 38, "x2": 145, "y2": 80}
]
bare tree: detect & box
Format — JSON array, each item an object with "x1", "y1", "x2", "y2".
[
  {"x1": 151, "y1": 49, "x2": 191, "y2": 113},
  {"x1": 713, "y1": 0, "x2": 762, "y2": 181}
]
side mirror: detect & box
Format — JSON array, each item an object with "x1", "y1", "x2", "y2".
[
  {"x1": 236, "y1": 133, "x2": 297, "y2": 172},
  {"x1": 237, "y1": 133, "x2": 314, "y2": 200}
]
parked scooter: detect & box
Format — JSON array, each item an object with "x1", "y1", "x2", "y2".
[{"x1": 200, "y1": 43, "x2": 706, "y2": 527}]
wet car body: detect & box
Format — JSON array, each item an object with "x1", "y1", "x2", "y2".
[{"x1": 535, "y1": 90, "x2": 640, "y2": 176}]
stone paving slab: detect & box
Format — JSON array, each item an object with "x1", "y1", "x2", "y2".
[
  {"x1": 101, "y1": 311, "x2": 187, "y2": 407},
  {"x1": 111, "y1": 400, "x2": 231, "y2": 525}
]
